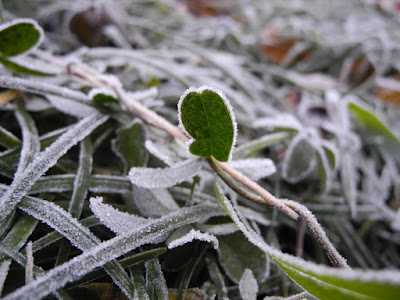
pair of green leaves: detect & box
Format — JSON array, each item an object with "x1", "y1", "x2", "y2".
[
  {"x1": 178, "y1": 86, "x2": 237, "y2": 162},
  {"x1": 0, "y1": 18, "x2": 49, "y2": 75}
]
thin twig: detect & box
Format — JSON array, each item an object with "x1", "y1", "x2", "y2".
[
  {"x1": 210, "y1": 157, "x2": 299, "y2": 219},
  {"x1": 296, "y1": 219, "x2": 306, "y2": 258}
]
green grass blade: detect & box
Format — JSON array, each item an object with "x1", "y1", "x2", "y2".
[
  {"x1": 0, "y1": 113, "x2": 108, "y2": 223},
  {"x1": 0, "y1": 126, "x2": 20, "y2": 148},
  {"x1": 4, "y1": 202, "x2": 224, "y2": 299}
]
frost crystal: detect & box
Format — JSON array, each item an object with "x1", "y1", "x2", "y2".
[
  {"x1": 230, "y1": 158, "x2": 276, "y2": 181},
  {"x1": 90, "y1": 196, "x2": 152, "y2": 235},
  {"x1": 128, "y1": 158, "x2": 202, "y2": 189},
  {"x1": 167, "y1": 229, "x2": 219, "y2": 249},
  {"x1": 239, "y1": 269, "x2": 258, "y2": 300},
  {"x1": 46, "y1": 95, "x2": 97, "y2": 118}
]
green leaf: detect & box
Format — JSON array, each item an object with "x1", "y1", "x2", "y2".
[
  {"x1": 6, "y1": 202, "x2": 224, "y2": 299},
  {"x1": 0, "y1": 19, "x2": 43, "y2": 57},
  {"x1": 282, "y1": 133, "x2": 317, "y2": 183},
  {"x1": 112, "y1": 121, "x2": 148, "y2": 174},
  {"x1": 0, "y1": 125, "x2": 21, "y2": 148},
  {"x1": 0, "y1": 57, "x2": 53, "y2": 76},
  {"x1": 0, "y1": 113, "x2": 108, "y2": 224},
  {"x1": 348, "y1": 102, "x2": 400, "y2": 163},
  {"x1": 92, "y1": 93, "x2": 119, "y2": 105},
  {"x1": 274, "y1": 259, "x2": 400, "y2": 300},
  {"x1": 178, "y1": 86, "x2": 237, "y2": 162},
  {"x1": 214, "y1": 182, "x2": 400, "y2": 300},
  {"x1": 218, "y1": 231, "x2": 268, "y2": 283}
]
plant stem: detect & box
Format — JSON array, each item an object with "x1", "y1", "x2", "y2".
[
  {"x1": 208, "y1": 156, "x2": 299, "y2": 220},
  {"x1": 296, "y1": 219, "x2": 306, "y2": 258}
]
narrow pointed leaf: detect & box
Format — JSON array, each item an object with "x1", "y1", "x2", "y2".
[
  {"x1": 4, "y1": 202, "x2": 224, "y2": 299},
  {"x1": 112, "y1": 121, "x2": 148, "y2": 174},
  {"x1": 0, "y1": 57, "x2": 53, "y2": 76},
  {"x1": 0, "y1": 126, "x2": 21, "y2": 148},
  {"x1": 0, "y1": 113, "x2": 108, "y2": 224},
  {"x1": 214, "y1": 183, "x2": 400, "y2": 300},
  {"x1": 348, "y1": 102, "x2": 400, "y2": 163},
  {"x1": 128, "y1": 158, "x2": 202, "y2": 189}
]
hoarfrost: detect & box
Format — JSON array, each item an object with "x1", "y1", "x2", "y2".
[
  {"x1": 196, "y1": 223, "x2": 238, "y2": 236},
  {"x1": 126, "y1": 86, "x2": 158, "y2": 103},
  {"x1": 145, "y1": 258, "x2": 168, "y2": 300},
  {"x1": 214, "y1": 183, "x2": 400, "y2": 294},
  {"x1": 0, "y1": 113, "x2": 109, "y2": 223},
  {"x1": 239, "y1": 269, "x2": 258, "y2": 300},
  {"x1": 145, "y1": 140, "x2": 173, "y2": 166},
  {"x1": 167, "y1": 229, "x2": 219, "y2": 250},
  {"x1": 14, "y1": 107, "x2": 40, "y2": 177},
  {"x1": 230, "y1": 158, "x2": 276, "y2": 181},
  {"x1": 0, "y1": 76, "x2": 90, "y2": 102},
  {"x1": 151, "y1": 189, "x2": 180, "y2": 211},
  {"x1": 88, "y1": 87, "x2": 117, "y2": 100},
  {"x1": 133, "y1": 185, "x2": 170, "y2": 218},
  {"x1": 46, "y1": 95, "x2": 97, "y2": 118},
  {"x1": 90, "y1": 197, "x2": 152, "y2": 235},
  {"x1": 25, "y1": 241, "x2": 34, "y2": 283},
  {"x1": 282, "y1": 132, "x2": 317, "y2": 183},
  {"x1": 128, "y1": 158, "x2": 202, "y2": 189},
  {"x1": 252, "y1": 114, "x2": 303, "y2": 131},
  {"x1": 0, "y1": 259, "x2": 11, "y2": 295}
]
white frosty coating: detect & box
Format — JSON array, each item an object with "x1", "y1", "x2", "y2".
[
  {"x1": 0, "y1": 113, "x2": 108, "y2": 224},
  {"x1": 239, "y1": 207, "x2": 272, "y2": 226},
  {"x1": 16, "y1": 193, "x2": 135, "y2": 298},
  {"x1": 14, "y1": 107, "x2": 40, "y2": 178},
  {"x1": 392, "y1": 210, "x2": 400, "y2": 231},
  {"x1": 88, "y1": 87, "x2": 118, "y2": 100},
  {"x1": 0, "y1": 76, "x2": 91, "y2": 102},
  {"x1": 126, "y1": 86, "x2": 158, "y2": 103},
  {"x1": 145, "y1": 258, "x2": 168, "y2": 299},
  {"x1": 167, "y1": 229, "x2": 219, "y2": 250},
  {"x1": 0, "y1": 18, "x2": 44, "y2": 57},
  {"x1": 229, "y1": 158, "x2": 276, "y2": 181},
  {"x1": 25, "y1": 241, "x2": 34, "y2": 284},
  {"x1": 282, "y1": 132, "x2": 317, "y2": 184},
  {"x1": 90, "y1": 196, "x2": 152, "y2": 235},
  {"x1": 0, "y1": 259, "x2": 11, "y2": 295},
  {"x1": 286, "y1": 72, "x2": 337, "y2": 91},
  {"x1": 3, "y1": 204, "x2": 224, "y2": 300},
  {"x1": 46, "y1": 95, "x2": 98, "y2": 118},
  {"x1": 133, "y1": 185, "x2": 171, "y2": 218},
  {"x1": 215, "y1": 183, "x2": 400, "y2": 295},
  {"x1": 177, "y1": 85, "x2": 238, "y2": 162},
  {"x1": 252, "y1": 114, "x2": 303, "y2": 131},
  {"x1": 151, "y1": 189, "x2": 180, "y2": 211},
  {"x1": 239, "y1": 269, "x2": 258, "y2": 300},
  {"x1": 145, "y1": 140, "x2": 173, "y2": 166},
  {"x1": 196, "y1": 223, "x2": 238, "y2": 236},
  {"x1": 128, "y1": 158, "x2": 202, "y2": 189}
]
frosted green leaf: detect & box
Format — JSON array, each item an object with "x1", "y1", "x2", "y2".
[
  {"x1": 0, "y1": 19, "x2": 43, "y2": 57},
  {"x1": 214, "y1": 182, "x2": 400, "y2": 300},
  {"x1": 282, "y1": 133, "x2": 317, "y2": 183},
  {"x1": 112, "y1": 121, "x2": 148, "y2": 174},
  {"x1": 218, "y1": 231, "x2": 268, "y2": 283},
  {"x1": 348, "y1": 102, "x2": 400, "y2": 163},
  {"x1": 178, "y1": 86, "x2": 237, "y2": 162},
  {"x1": 0, "y1": 57, "x2": 53, "y2": 76}
]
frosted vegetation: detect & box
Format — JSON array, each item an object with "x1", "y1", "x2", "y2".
[{"x1": 0, "y1": 0, "x2": 400, "y2": 299}]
